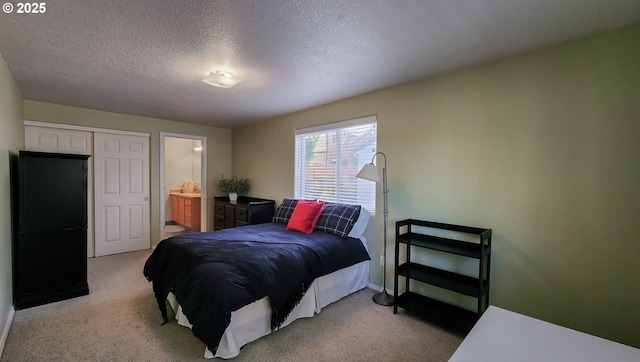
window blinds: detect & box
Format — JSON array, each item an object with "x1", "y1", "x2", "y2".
[{"x1": 294, "y1": 115, "x2": 377, "y2": 213}]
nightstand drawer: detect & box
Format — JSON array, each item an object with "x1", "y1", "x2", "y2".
[
  {"x1": 224, "y1": 205, "x2": 236, "y2": 228},
  {"x1": 235, "y1": 207, "x2": 248, "y2": 222},
  {"x1": 213, "y1": 215, "x2": 224, "y2": 229},
  {"x1": 224, "y1": 216, "x2": 234, "y2": 229},
  {"x1": 225, "y1": 205, "x2": 235, "y2": 217},
  {"x1": 214, "y1": 203, "x2": 225, "y2": 215}
]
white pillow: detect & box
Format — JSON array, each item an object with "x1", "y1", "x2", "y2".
[{"x1": 347, "y1": 207, "x2": 370, "y2": 238}]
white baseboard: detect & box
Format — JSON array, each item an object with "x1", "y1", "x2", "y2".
[
  {"x1": 367, "y1": 283, "x2": 392, "y2": 294},
  {"x1": 0, "y1": 306, "x2": 15, "y2": 358}
]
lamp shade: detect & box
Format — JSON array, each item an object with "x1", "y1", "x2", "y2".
[{"x1": 356, "y1": 162, "x2": 380, "y2": 182}]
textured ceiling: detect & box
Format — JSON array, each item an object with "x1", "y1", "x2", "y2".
[{"x1": 1, "y1": 0, "x2": 640, "y2": 128}]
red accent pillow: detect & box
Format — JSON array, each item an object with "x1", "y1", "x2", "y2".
[{"x1": 285, "y1": 200, "x2": 325, "y2": 234}]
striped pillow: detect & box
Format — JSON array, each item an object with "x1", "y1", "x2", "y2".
[
  {"x1": 272, "y1": 198, "x2": 300, "y2": 224},
  {"x1": 314, "y1": 203, "x2": 361, "y2": 238},
  {"x1": 273, "y1": 198, "x2": 318, "y2": 224}
]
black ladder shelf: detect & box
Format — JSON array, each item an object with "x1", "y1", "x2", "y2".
[{"x1": 394, "y1": 219, "x2": 492, "y2": 333}]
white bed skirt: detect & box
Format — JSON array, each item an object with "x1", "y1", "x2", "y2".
[{"x1": 167, "y1": 259, "x2": 370, "y2": 359}]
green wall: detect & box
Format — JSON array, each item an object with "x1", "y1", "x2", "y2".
[
  {"x1": 22, "y1": 100, "x2": 233, "y2": 244},
  {"x1": 232, "y1": 25, "x2": 640, "y2": 347},
  {"x1": 0, "y1": 52, "x2": 24, "y2": 350}
]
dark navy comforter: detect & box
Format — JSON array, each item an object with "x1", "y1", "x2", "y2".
[{"x1": 143, "y1": 222, "x2": 370, "y2": 351}]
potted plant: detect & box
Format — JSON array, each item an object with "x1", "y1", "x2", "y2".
[{"x1": 219, "y1": 176, "x2": 250, "y2": 201}]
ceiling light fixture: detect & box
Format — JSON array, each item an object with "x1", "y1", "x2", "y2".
[{"x1": 201, "y1": 71, "x2": 241, "y2": 88}]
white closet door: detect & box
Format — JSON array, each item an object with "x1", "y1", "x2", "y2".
[
  {"x1": 94, "y1": 132, "x2": 150, "y2": 256},
  {"x1": 24, "y1": 125, "x2": 95, "y2": 257},
  {"x1": 24, "y1": 126, "x2": 92, "y2": 155}
]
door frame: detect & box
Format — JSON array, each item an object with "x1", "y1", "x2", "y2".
[{"x1": 160, "y1": 132, "x2": 207, "y2": 238}]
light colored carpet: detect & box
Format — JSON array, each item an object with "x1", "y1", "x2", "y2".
[{"x1": 1, "y1": 249, "x2": 464, "y2": 361}]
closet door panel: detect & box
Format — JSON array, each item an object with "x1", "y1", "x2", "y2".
[
  {"x1": 25, "y1": 126, "x2": 92, "y2": 155},
  {"x1": 94, "y1": 132, "x2": 150, "y2": 256}
]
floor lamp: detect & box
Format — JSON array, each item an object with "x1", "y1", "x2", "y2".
[{"x1": 356, "y1": 152, "x2": 394, "y2": 306}]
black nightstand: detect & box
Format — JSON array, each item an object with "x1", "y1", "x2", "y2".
[{"x1": 214, "y1": 196, "x2": 275, "y2": 230}]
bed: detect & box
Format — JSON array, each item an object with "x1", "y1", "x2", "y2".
[{"x1": 144, "y1": 199, "x2": 371, "y2": 359}]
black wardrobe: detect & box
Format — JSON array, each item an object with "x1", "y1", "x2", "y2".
[{"x1": 12, "y1": 151, "x2": 90, "y2": 309}]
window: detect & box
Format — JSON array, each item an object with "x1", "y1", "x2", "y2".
[{"x1": 294, "y1": 115, "x2": 377, "y2": 213}]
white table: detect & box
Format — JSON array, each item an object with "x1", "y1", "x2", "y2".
[{"x1": 449, "y1": 306, "x2": 640, "y2": 362}]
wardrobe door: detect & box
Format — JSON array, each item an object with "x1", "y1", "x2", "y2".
[
  {"x1": 18, "y1": 153, "x2": 87, "y2": 231},
  {"x1": 17, "y1": 229, "x2": 87, "y2": 302}
]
